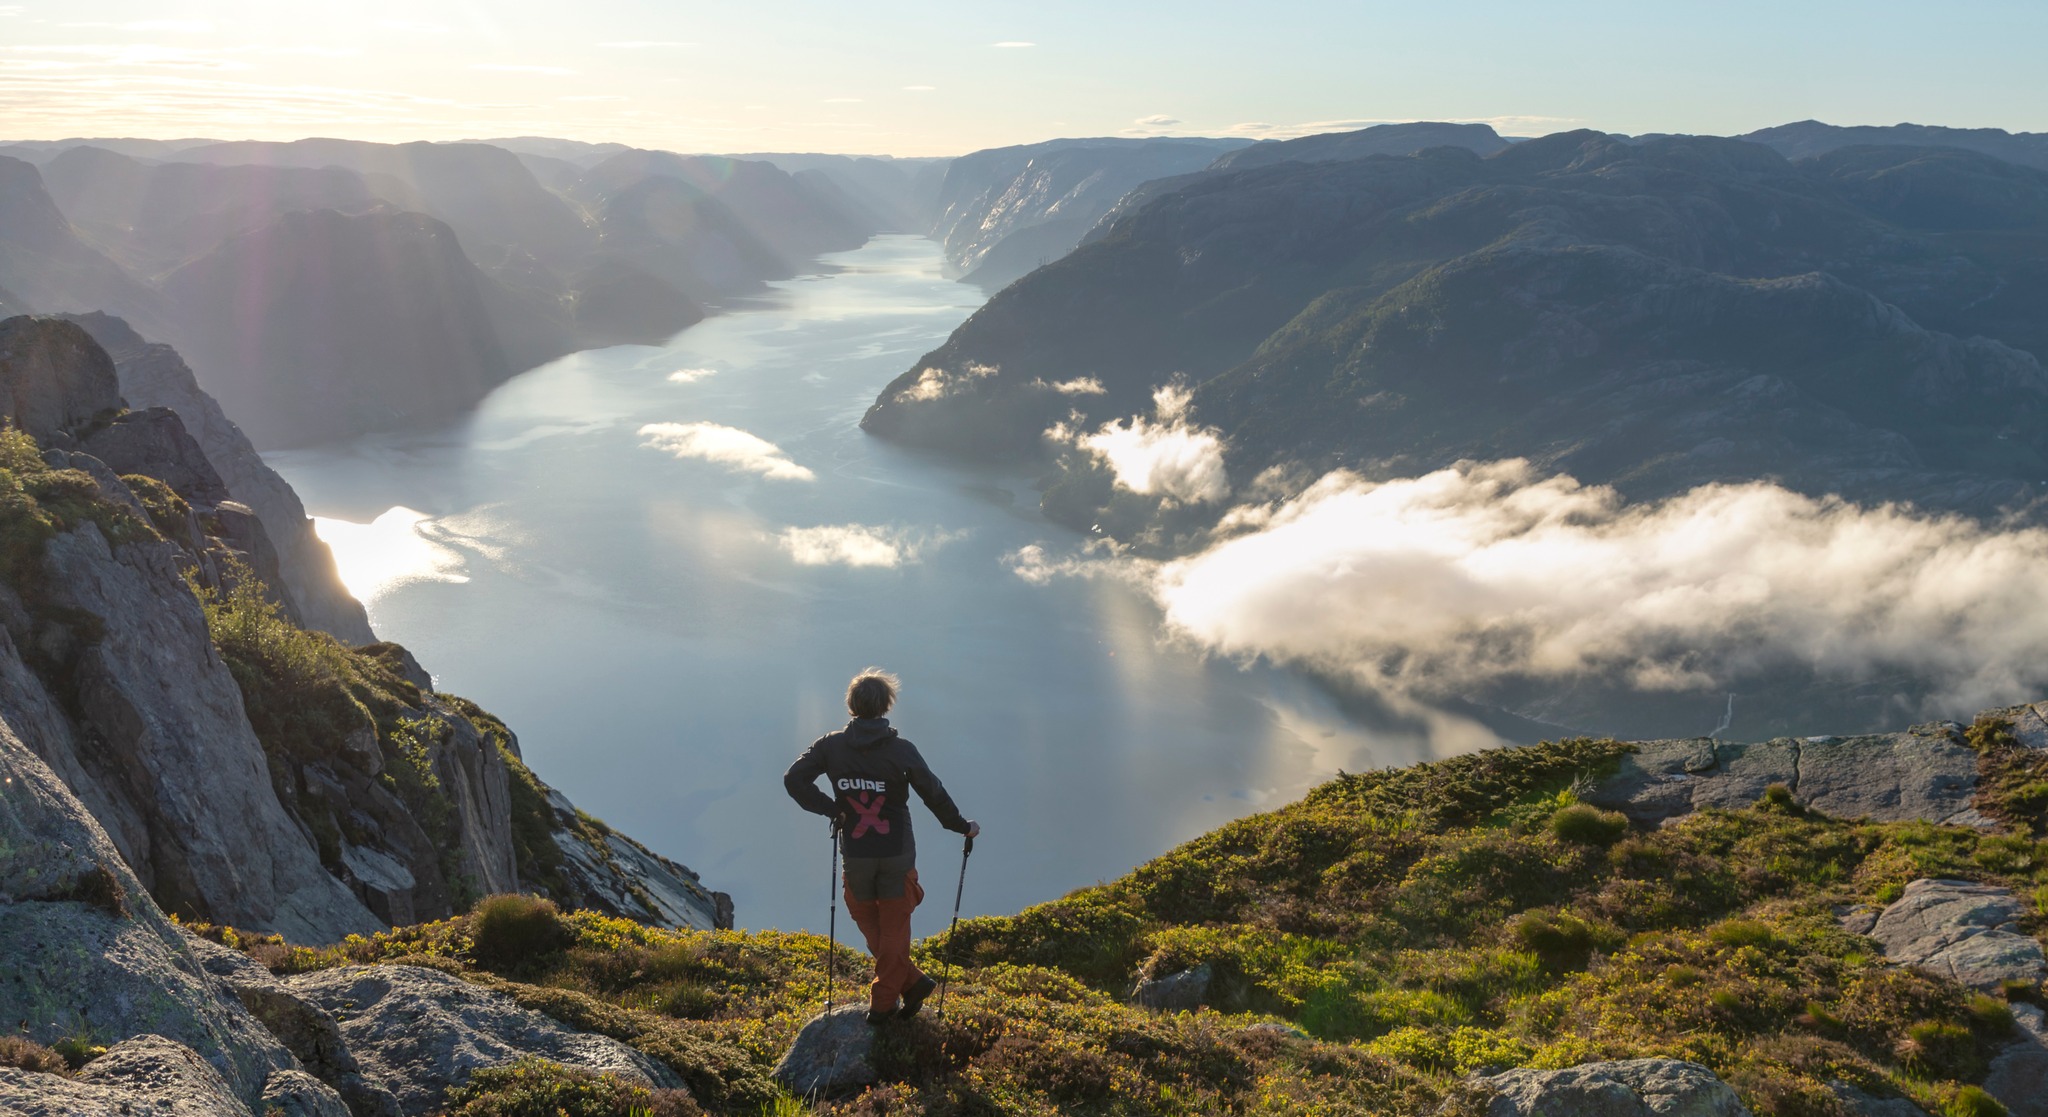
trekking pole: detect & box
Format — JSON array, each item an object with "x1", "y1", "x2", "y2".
[
  {"x1": 935, "y1": 831, "x2": 974, "y2": 1020},
  {"x1": 824, "y1": 820, "x2": 840, "y2": 1014}
]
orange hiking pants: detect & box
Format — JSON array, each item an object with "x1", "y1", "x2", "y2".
[{"x1": 843, "y1": 861, "x2": 925, "y2": 1012}]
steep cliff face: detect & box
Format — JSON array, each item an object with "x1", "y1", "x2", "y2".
[
  {"x1": 0, "y1": 155, "x2": 165, "y2": 330},
  {"x1": 0, "y1": 315, "x2": 726, "y2": 941},
  {"x1": 925, "y1": 136, "x2": 1253, "y2": 288},
  {"x1": 59, "y1": 311, "x2": 373, "y2": 644}
]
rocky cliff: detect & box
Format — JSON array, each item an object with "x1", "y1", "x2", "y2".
[
  {"x1": 925, "y1": 136, "x2": 1253, "y2": 288},
  {"x1": 0, "y1": 315, "x2": 726, "y2": 942}
]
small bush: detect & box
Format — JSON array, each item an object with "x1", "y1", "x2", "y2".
[
  {"x1": 51, "y1": 862, "x2": 129, "y2": 919},
  {"x1": 468, "y1": 894, "x2": 574, "y2": 976},
  {"x1": 2001, "y1": 978, "x2": 2042, "y2": 1005},
  {"x1": 0, "y1": 1037, "x2": 67, "y2": 1076},
  {"x1": 1899, "y1": 1020, "x2": 1976, "y2": 1078},
  {"x1": 1549, "y1": 804, "x2": 1628, "y2": 846},
  {"x1": 1706, "y1": 919, "x2": 1777, "y2": 949},
  {"x1": 1510, "y1": 910, "x2": 1616, "y2": 971},
  {"x1": 1944, "y1": 1085, "x2": 2009, "y2": 1117},
  {"x1": 441, "y1": 1057, "x2": 700, "y2": 1116},
  {"x1": 1757, "y1": 783, "x2": 1803, "y2": 814},
  {"x1": 1967, "y1": 993, "x2": 2015, "y2": 1033},
  {"x1": 50, "y1": 1036, "x2": 105, "y2": 1071}
]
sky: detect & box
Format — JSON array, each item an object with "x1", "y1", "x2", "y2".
[{"x1": 4, "y1": 0, "x2": 2046, "y2": 156}]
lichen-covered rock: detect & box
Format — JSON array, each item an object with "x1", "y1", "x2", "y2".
[
  {"x1": 260, "y1": 1068, "x2": 354, "y2": 1117},
  {"x1": 1864, "y1": 878, "x2": 2048, "y2": 992},
  {"x1": 1827, "y1": 1081, "x2": 1932, "y2": 1116},
  {"x1": 1469, "y1": 1058, "x2": 1751, "y2": 1117},
  {"x1": 0, "y1": 714, "x2": 294, "y2": 1104},
  {"x1": 32, "y1": 522, "x2": 380, "y2": 941},
  {"x1": 1983, "y1": 1003, "x2": 2048, "y2": 1117},
  {"x1": 772, "y1": 1004, "x2": 878, "y2": 1098},
  {"x1": 1586, "y1": 730, "x2": 1982, "y2": 828},
  {"x1": 1132, "y1": 963, "x2": 1211, "y2": 1011},
  {"x1": 185, "y1": 932, "x2": 403, "y2": 1117},
  {"x1": 0, "y1": 1036, "x2": 256, "y2": 1116},
  {"x1": 75, "y1": 1034, "x2": 256, "y2": 1116},
  {"x1": 285, "y1": 964, "x2": 680, "y2": 1115},
  {"x1": 546, "y1": 786, "x2": 729, "y2": 930}
]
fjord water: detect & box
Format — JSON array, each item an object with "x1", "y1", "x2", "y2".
[{"x1": 269, "y1": 236, "x2": 1446, "y2": 934}]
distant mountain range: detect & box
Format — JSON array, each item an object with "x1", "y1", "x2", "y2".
[
  {"x1": 0, "y1": 137, "x2": 902, "y2": 446},
  {"x1": 867, "y1": 128, "x2": 2048, "y2": 525}
]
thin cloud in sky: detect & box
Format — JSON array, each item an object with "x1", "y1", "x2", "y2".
[
  {"x1": 902, "y1": 85, "x2": 936, "y2": 92},
  {"x1": 470, "y1": 63, "x2": 578, "y2": 76},
  {"x1": 992, "y1": 41, "x2": 1035, "y2": 48},
  {"x1": 823, "y1": 97, "x2": 862, "y2": 103},
  {"x1": 562, "y1": 94, "x2": 627, "y2": 102},
  {"x1": 121, "y1": 19, "x2": 215, "y2": 33},
  {"x1": 1134, "y1": 114, "x2": 1180, "y2": 126},
  {"x1": 376, "y1": 19, "x2": 451, "y2": 34},
  {"x1": 598, "y1": 40, "x2": 695, "y2": 49},
  {"x1": 667, "y1": 367, "x2": 716, "y2": 383}
]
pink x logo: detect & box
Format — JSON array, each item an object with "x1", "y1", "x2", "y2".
[{"x1": 846, "y1": 791, "x2": 890, "y2": 840}]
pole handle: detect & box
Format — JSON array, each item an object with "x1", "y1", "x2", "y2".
[{"x1": 964, "y1": 833, "x2": 975, "y2": 857}]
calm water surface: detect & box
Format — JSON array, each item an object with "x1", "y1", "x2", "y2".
[{"x1": 269, "y1": 236, "x2": 1457, "y2": 935}]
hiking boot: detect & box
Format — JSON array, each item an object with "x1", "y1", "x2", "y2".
[
  {"x1": 865, "y1": 1003, "x2": 898, "y2": 1025},
  {"x1": 897, "y1": 974, "x2": 938, "y2": 1019}
]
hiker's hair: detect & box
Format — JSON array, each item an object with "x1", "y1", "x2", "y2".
[{"x1": 846, "y1": 668, "x2": 899, "y2": 719}]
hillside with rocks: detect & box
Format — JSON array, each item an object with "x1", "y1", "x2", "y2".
[
  {"x1": 0, "y1": 314, "x2": 726, "y2": 948},
  {"x1": 8, "y1": 643, "x2": 2048, "y2": 1114}
]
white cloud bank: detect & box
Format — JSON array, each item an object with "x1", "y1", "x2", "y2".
[
  {"x1": 667, "y1": 367, "x2": 716, "y2": 383},
  {"x1": 1140, "y1": 460, "x2": 2048, "y2": 711},
  {"x1": 896, "y1": 362, "x2": 996, "y2": 402},
  {"x1": 639, "y1": 422, "x2": 813, "y2": 481},
  {"x1": 779, "y1": 524, "x2": 961, "y2": 568},
  {"x1": 1065, "y1": 385, "x2": 1230, "y2": 505}
]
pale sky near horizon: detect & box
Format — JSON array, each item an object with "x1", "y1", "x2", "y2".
[{"x1": 4, "y1": 0, "x2": 2045, "y2": 157}]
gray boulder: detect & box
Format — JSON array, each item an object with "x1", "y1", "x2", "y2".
[
  {"x1": 772, "y1": 1004, "x2": 879, "y2": 1098},
  {"x1": 1982, "y1": 1003, "x2": 2048, "y2": 1117},
  {"x1": 284, "y1": 964, "x2": 680, "y2": 1115},
  {"x1": 1586, "y1": 730, "x2": 1982, "y2": 828},
  {"x1": 1470, "y1": 1058, "x2": 1751, "y2": 1117},
  {"x1": 259, "y1": 1068, "x2": 355, "y2": 1117},
  {"x1": 1132, "y1": 963, "x2": 1212, "y2": 1011},
  {"x1": 0, "y1": 1035, "x2": 254, "y2": 1116},
  {"x1": 1828, "y1": 1081, "x2": 1932, "y2": 1116},
  {"x1": 185, "y1": 932, "x2": 403, "y2": 1117},
  {"x1": 1863, "y1": 878, "x2": 2048, "y2": 992},
  {"x1": 0, "y1": 712, "x2": 294, "y2": 1104}
]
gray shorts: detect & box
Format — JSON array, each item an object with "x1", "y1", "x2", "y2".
[{"x1": 842, "y1": 851, "x2": 917, "y2": 901}]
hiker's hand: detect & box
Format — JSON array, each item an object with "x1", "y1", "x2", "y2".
[{"x1": 966, "y1": 821, "x2": 981, "y2": 839}]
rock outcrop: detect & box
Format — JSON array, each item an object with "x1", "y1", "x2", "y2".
[
  {"x1": 285, "y1": 965, "x2": 682, "y2": 1115},
  {"x1": 0, "y1": 713, "x2": 297, "y2": 1104},
  {"x1": 60, "y1": 311, "x2": 373, "y2": 643},
  {"x1": 772, "y1": 1004, "x2": 879, "y2": 1098},
  {"x1": 1859, "y1": 879, "x2": 2048, "y2": 993},
  {"x1": 1467, "y1": 1058, "x2": 1752, "y2": 1117},
  {"x1": 1585, "y1": 725, "x2": 1987, "y2": 827},
  {"x1": 0, "y1": 314, "x2": 119, "y2": 440}
]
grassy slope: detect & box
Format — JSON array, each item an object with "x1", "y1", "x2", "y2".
[{"x1": 197, "y1": 727, "x2": 2048, "y2": 1117}]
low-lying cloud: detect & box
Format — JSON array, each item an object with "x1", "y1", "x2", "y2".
[
  {"x1": 1142, "y1": 460, "x2": 2048, "y2": 711},
  {"x1": 896, "y1": 362, "x2": 996, "y2": 402},
  {"x1": 667, "y1": 367, "x2": 716, "y2": 383},
  {"x1": 1063, "y1": 385, "x2": 1230, "y2": 505},
  {"x1": 638, "y1": 422, "x2": 813, "y2": 481},
  {"x1": 779, "y1": 524, "x2": 960, "y2": 568}
]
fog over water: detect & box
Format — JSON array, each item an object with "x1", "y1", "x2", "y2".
[{"x1": 268, "y1": 236, "x2": 1469, "y2": 934}]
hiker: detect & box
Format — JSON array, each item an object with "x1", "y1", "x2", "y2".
[{"x1": 784, "y1": 668, "x2": 979, "y2": 1023}]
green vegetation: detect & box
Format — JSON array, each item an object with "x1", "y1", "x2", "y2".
[
  {"x1": 0, "y1": 424, "x2": 154, "y2": 587},
  {"x1": 442, "y1": 1057, "x2": 700, "y2": 1116},
  {"x1": 192, "y1": 736, "x2": 2048, "y2": 1115}
]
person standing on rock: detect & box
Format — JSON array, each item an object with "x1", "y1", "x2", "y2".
[{"x1": 784, "y1": 668, "x2": 979, "y2": 1024}]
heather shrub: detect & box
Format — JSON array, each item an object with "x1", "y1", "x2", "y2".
[{"x1": 469, "y1": 894, "x2": 574, "y2": 976}]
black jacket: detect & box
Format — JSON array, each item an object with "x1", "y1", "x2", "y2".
[{"x1": 783, "y1": 717, "x2": 970, "y2": 859}]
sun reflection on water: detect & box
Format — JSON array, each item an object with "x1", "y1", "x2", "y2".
[{"x1": 311, "y1": 507, "x2": 468, "y2": 602}]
